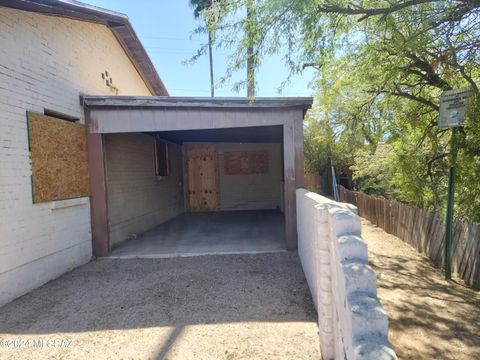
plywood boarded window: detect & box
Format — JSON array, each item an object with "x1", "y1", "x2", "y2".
[
  {"x1": 154, "y1": 138, "x2": 169, "y2": 176},
  {"x1": 224, "y1": 150, "x2": 269, "y2": 175},
  {"x1": 27, "y1": 112, "x2": 90, "y2": 203}
]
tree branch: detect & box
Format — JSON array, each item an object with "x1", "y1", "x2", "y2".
[
  {"x1": 427, "y1": 152, "x2": 449, "y2": 165},
  {"x1": 404, "y1": 53, "x2": 452, "y2": 91},
  {"x1": 317, "y1": 0, "x2": 442, "y2": 22},
  {"x1": 368, "y1": 88, "x2": 440, "y2": 111}
]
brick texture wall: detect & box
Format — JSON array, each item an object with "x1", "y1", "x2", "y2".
[
  {"x1": 105, "y1": 134, "x2": 184, "y2": 247},
  {"x1": 0, "y1": 7, "x2": 153, "y2": 306},
  {"x1": 217, "y1": 142, "x2": 282, "y2": 211}
]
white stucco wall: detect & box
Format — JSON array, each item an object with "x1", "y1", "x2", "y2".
[
  {"x1": 0, "y1": 7, "x2": 153, "y2": 307},
  {"x1": 296, "y1": 189, "x2": 397, "y2": 360}
]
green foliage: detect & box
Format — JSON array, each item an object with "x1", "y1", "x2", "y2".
[
  {"x1": 189, "y1": 0, "x2": 212, "y2": 19},
  {"x1": 455, "y1": 98, "x2": 480, "y2": 222},
  {"x1": 204, "y1": 0, "x2": 480, "y2": 222},
  {"x1": 351, "y1": 145, "x2": 395, "y2": 198}
]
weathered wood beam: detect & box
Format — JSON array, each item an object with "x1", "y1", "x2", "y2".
[
  {"x1": 283, "y1": 121, "x2": 297, "y2": 250},
  {"x1": 82, "y1": 96, "x2": 313, "y2": 109},
  {"x1": 88, "y1": 108, "x2": 300, "y2": 134},
  {"x1": 86, "y1": 131, "x2": 110, "y2": 257}
]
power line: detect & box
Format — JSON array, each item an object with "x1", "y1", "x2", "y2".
[
  {"x1": 142, "y1": 35, "x2": 205, "y2": 42},
  {"x1": 145, "y1": 47, "x2": 201, "y2": 51},
  {"x1": 145, "y1": 47, "x2": 228, "y2": 56},
  {"x1": 168, "y1": 88, "x2": 312, "y2": 96}
]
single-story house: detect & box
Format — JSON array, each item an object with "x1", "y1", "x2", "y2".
[{"x1": 0, "y1": 0, "x2": 312, "y2": 307}]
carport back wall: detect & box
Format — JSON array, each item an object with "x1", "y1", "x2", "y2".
[
  {"x1": 216, "y1": 143, "x2": 282, "y2": 211},
  {"x1": 105, "y1": 133, "x2": 184, "y2": 247}
]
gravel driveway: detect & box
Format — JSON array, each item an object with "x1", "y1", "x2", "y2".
[{"x1": 0, "y1": 253, "x2": 320, "y2": 359}]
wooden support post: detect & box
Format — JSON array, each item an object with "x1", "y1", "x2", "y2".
[
  {"x1": 294, "y1": 117, "x2": 304, "y2": 189},
  {"x1": 86, "y1": 129, "x2": 110, "y2": 257},
  {"x1": 284, "y1": 115, "x2": 303, "y2": 250}
]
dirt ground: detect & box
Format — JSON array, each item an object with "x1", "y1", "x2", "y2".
[
  {"x1": 0, "y1": 253, "x2": 320, "y2": 360},
  {"x1": 362, "y1": 218, "x2": 480, "y2": 360}
]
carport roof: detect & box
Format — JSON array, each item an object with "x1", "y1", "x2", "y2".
[{"x1": 81, "y1": 96, "x2": 313, "y2": 111}]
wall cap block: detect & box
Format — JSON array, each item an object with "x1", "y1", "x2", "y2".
[
  {"x1": 348, "y1": 292, "x2": 389, "y2": 338},
  {"x1": 337, "y1": 235, "x2": 368, "y2": 263},
  {"x1": 354, "y1": 338, "x2": 397, "y2": 360},
  {"x1": 342, "y1": 261, "x2": 377, "y2": 295}
]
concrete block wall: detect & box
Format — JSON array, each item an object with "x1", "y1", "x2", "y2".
[
  {"x1": 296, "y1": 189, "x2": 397, "y2": 360},
  {"x1": 0, "y1": 7, "x2": 152, "y2": 306},
  {"x1": 105, "y1": 134, "x2": 184, "y2": 247}
]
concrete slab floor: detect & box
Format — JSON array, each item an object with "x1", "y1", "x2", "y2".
[{"x1": 108, "y1": 210, "x2": 286, "y2": 258}]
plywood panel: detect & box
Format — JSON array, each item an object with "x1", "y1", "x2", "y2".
[
  {"x1": 184, "y1": 144, "x2": 219, "y2": 212},
  {"x1": 224, "y1": 150, "x2": 269, "y2": 175},
  {"x1": 28, "y1": 112, "x2": 90, "y2": 203}
]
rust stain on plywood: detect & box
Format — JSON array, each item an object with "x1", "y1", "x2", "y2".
[
  {"x1": 28, "y1": 112, "x2": 90, "y2": 203},
  {"x1": 224, "y1": 150, "x2": 269, "y2": 175}
]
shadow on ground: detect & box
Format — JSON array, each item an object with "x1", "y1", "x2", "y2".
[
  {"x1": 0, "y1": 253, "x2": 320, "y2": 359},
  {"x1": 363, "y1": 219, "x2": 480, "y2": 360}
]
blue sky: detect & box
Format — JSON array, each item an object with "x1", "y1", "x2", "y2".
[{"x1": 86, "y1": 0, "x2": 315, "y2": 97}]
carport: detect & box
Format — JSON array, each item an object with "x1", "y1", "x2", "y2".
[{"x1": 82, "y1": 96, "x2": 312, "y2": 257}]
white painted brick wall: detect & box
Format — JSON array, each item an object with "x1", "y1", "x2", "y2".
[
  {"x1": 296, "y1": 189, "x2": 397, "y2": 360},
  {"x1": 0, "y1": 7, "x2": 153, "y2": 307}
]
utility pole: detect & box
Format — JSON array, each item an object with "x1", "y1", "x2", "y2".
[
  {"x1": 246, "y1": 0, "x2": 255, "y2": 97},
  {"x1": 189, "y1": 0, "x2": 215, "y2": 97},
  {"x1": 208, "y1": 30, "x2": 214, "y2": 97}
]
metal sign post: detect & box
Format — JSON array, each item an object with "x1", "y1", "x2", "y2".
[
  {"x1": 439, "y1": 88, "x2": 473, "y2": 280},
  {"x1": 444, "y1": 127, "x2": 458, "y2": 280},
  {"x1": 331, "y1": 162, "x2": 339, "y2": 201}
]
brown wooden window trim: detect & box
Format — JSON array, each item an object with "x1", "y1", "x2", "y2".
[{"x1": 154, "y1": 137, "x2": 169, "y2": 177}]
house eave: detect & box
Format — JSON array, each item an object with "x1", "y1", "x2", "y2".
[{"x1": 0, "y1": 0, "x2": 168, "y2": 96}]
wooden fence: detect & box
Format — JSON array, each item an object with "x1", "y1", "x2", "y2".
[{"x1": 339, "y1": 186, "x2": 480, "y2": 289}]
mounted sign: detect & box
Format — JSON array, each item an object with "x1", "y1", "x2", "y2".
[
  {"x1": 438, "y1": 86, "x2": 475, "y2": 280},
  {"x1": 438, "y1": 87, "x2": 474, "y2": 129}
]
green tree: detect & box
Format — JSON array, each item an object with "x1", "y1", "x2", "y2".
[
  {"x1": 351, "y1": 145, "x2": 396, "y2": 198},
  {"x1": 203, "y1": 0, "x2": 480, "y2": 221}
]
